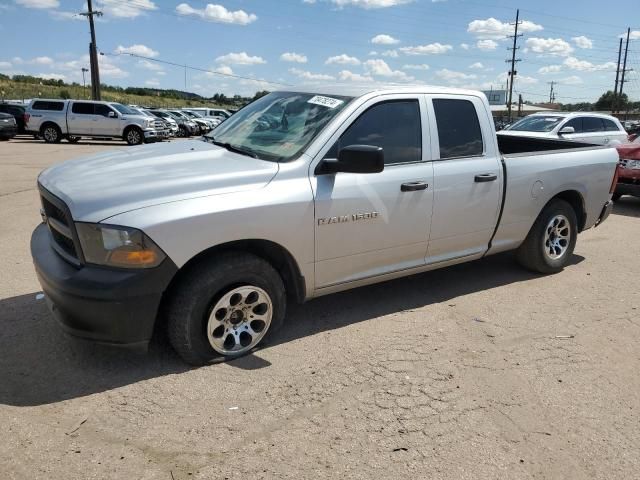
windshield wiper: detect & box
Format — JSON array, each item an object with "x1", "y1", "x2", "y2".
[{"x1": 204, "y1": 137, "x2": 258, "y2": 158}]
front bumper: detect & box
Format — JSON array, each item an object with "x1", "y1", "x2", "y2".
[
  {"x1": 0, "y1": 125, "x2": 17, "y2": 138},
  {"x1": 143, "y1": 129, "x2": 158, "y2": 140},
  {"x1": 31, "y1": 223, "x2": 177, "y2": 348},
  {"x1": 595, "y1": 200, "x2": 614, "y2": 227}
]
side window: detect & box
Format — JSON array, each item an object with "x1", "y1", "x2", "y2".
[
  {"x1": 326, "y1": 100, "x2": 422, "y2": 165},
  {"x1": 71, "y1": 102, "x2": 94, "y2": 115},
  {"x1": 602, "y1": 119, "x2": 621, "y2": 132},
  {"x1": 95, "y1": 104, "x2": 114, "y2": 117},
  {"x1": 32, "y1": 101, "x2": 64, "y2": 111},
  {"x1": 563, "y1": 118, "x2": 583, "y2": 133},
  {"x1": 433, "y1": 98, "x2": 483, "y2": 159},
  {"x1": 583, "y1": 117, "x2": 604, "y2": 133}
]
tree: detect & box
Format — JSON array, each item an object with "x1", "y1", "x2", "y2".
[
  {"x1": 594, "y1": 90, "x2": 628, "y2": 112},
  {"x1": 59, "y1": 89, "x2": 71, "y2": 99}
]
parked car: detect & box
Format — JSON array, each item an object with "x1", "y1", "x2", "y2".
[
  {"x1": 0, "y1": 103, "x2": 28, "y2": 134},
  {"x1": 146, "y1": 110, "x2": 179, "y2": 137},
  {"x1": 180, "y1": 110, "x2": 218, "y2": 132},
  {"x1": 31, "y1": 86, "x2": 617, "y2": 365},
  {"x1": 171, "y1": 110, "x2": 210, "y2": 135},
  {"x1": 613, "y1": 140, "x2": 640, "y2": 201},
  {"x1": 184, "y1": 107, "x2": 230, "y2": 123},
  {"x1": 499, "y1": 112, "x2": 628, "y2": 145},
  {"x1": 25, "y1": 99, "x2": 161, "y2": 145},
  {"x1": 167, "y1": 111, "x2": 200, "y2": 136},
  {"x1": 130, "y1": 107, "x2": 170, "y2": 140},
  {"x1": 0, "y1": 112, "x2": 17, "y2": 140}
]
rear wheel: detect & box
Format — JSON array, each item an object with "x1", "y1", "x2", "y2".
[
  {"x1": 516, "y1": 199, "x2": 577, "y2": 274},
  {"x1": 166, "y1": 252, "x2": 286, "y2": 365},
  {"x1": 41, "y1": 124, "x2": 61, "y2": 143}
]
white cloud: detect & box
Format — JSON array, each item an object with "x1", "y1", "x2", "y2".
[
  {"x1": 399, "y1": 42, "x2": 452, "y2": 55},
  {"x1": 571, "y1": 36, "x2": 593, "y2": 49},
  {"x1": 563, "y1": 56, "x2": 615, "y2": 72},
  {"x1": 467, "y1": 17, "x2": 543, "y2": 40},
  {"x1": 364, "y1": 59, "x2": 413, "y2": 80},
  {"x1": 0, "y1": 61, "x2": 12, "y2": 69},
  {"x1": 29, "y1": 56, "x2": 54, "y2": 65},
  {"x1": 436, "y1": 68, "x2": 477, "y2": 83},
  {"x1": 620, "y1": 30, "x2": 640, "y2": 40},
  {"x1": 137, "y1": 60, "x2": 164, "y2": 73},
  {"x1": 560, "y1": 75, "x2": 583, "y2": 85},
  {"x1": 469, "y1": 62, "x2": 484, "y2": 70},
  {"x1": 325, "y1": 54, "x2": 361, "y2": 65},
  {"x1": 371, "y1": 34, "x2": 400, "y2": 45},
  {"x1": 215, "y1": 65, "x2": 233, "y2": 75},
  {"x1": 115, "y1": 44, "x2": 159, "y2": 58},
  {"x1": 145, "y1": 78, "x2": 161, "y2": 87},
  {"x1": 175, "y1": 3, "x2": 257, "y2": 25},
  {"x1": 538, "y1": 65, "x2": 562, "y2": 74},
  {"x1": 525, "y1": 37, "x2": 574, "y2": 57},
  {"x1": 476, "y1": 39, "x2": 498, "y2": 51},
  {"x1": 98, "y1": 55, "x2": 128, "y2": 78},
  {"x1": 289, "y1": 68, "x2": 334, "y2": 81},
  {"x1": 331, "y1": 0, "x2": 413, "y2": 9},
  {"x1": 380, "y1": 50, "x2": 398, "y2": 58},
  {"x1": 215, "y1": 52, "x2": 266, "y2": 65},
  {"x1": 35, "y1": 72, "x2": 66, "y2": 81},
  {"x1": 403, "y1": 64, "x2": 429, "y2": 70},
  {"x1": 15, "y1": 0, "x2": 59, "y2": 8},
  {"x1": 98, "y1": 0, "x2": 156, "y2": 18},
  {"x1": 338, "y1": 70, "x2": 374, "y2": 82},
  {"x1": 460, "y1": 43, "x2": 470, "y2": 50},
  {"x1": 497, "y1": 72, "x2": 538, "y2": 85},
  {"x1": 280, "y1": 52, "x2": 308, "y2": 63}
]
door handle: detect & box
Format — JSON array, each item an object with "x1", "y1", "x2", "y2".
[
  {"x1": 401, "y1": 181, "x2": 428, "y2": 192},
  {"x1": 474, "y1": 173, "x2": 498, "y2": 182}
]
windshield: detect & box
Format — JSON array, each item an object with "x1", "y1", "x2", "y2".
[
  {"x1": 506, "y1": 115, "x2": 565, "y2": 132},
  {"x1": 184, "y1": 111, "x2": 202, "y2": 118},
  {"x1": 204, "y1": 91, "x2": 353, "y2": 162},
  {"x1": 111, "y1": 103, "x2": 139, "y2": 115}
]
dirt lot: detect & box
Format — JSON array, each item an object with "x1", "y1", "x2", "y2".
[{"x1": 1, "y1": 137, "x2": 639, "y2": 479}]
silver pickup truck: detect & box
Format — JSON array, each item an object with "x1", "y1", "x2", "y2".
[{"x1": 31, "y1": 86, "x2": 618, "y2": 365}]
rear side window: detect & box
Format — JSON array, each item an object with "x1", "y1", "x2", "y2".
[
  {"x1": 328, "y1": 100, "x2": 422, "y2": 165},
  {"x1": 71, "y1": 102, "x2": 94, "y2": 114},
  {"x1": 433, "y1": 99, "x2": 483, "y2": 159},
  {"x1": 31, "y1": 101, "x2": 64, "y2": 111},
  {"x1": 583, "y1": 117, "x2": 604, "y2": 133},
  {"x1": 602, "y1": 119, "x2": 621, "y2": 132}
]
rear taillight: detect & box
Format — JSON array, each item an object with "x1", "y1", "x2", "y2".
[
  {"x1": 610, "y1": 164, "x2": 620, "y2": 194},
  {"x1": 23, "y1": 113, "x2": 30, "y2": 125}
]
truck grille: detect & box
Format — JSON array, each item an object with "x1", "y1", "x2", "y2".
[
  {"x1": 39, "y1": 186, "x2": 82, "y2": 266},
  {"x1": 153, "y1": 120, "x2": 164, "y2": 130}
]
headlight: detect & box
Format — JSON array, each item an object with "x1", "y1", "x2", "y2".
[
  {"x1": 76, "y1": 223, "x2": 166, "y2": 268},
  {"x1": 146, "y1": 119, "x2": 155, "y2": 128}
]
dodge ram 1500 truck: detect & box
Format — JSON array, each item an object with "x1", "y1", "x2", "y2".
[{"x1": 31, "y1": 86, "x2": 618, "y2": 365}]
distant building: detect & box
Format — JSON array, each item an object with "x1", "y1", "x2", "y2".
[{"x1": 481, "y1": 89, "x2": 507, "y2": 106}]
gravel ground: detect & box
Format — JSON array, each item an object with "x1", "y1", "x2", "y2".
[{"x1": 1, "y1": 137, "x2": 639, "y2": 480}]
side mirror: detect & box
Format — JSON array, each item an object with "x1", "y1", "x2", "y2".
[
  {"x1": 108, "y1": 111, "x2": 117, "y2": 118},
  {"x1": 558, "y1": 126, "x2": 575, "y2": 135},
  {"x1": 317, "y1": 145, "x2": 384, "y2": 175}
]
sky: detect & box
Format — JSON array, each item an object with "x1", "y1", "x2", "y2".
[{"x1": 0, "y1": 0, "x2": 639, "y2": 103}]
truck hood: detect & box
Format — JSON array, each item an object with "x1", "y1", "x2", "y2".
[{"x1": 38, "y1": 140, "x2": 279, "y2": 222}]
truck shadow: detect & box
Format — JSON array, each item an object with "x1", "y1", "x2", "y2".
[
  {"x1": 0, "y1": 252, "x2": 583, "y2": 407},
  {"x1": 612, "y1": 196, "x2": 640, "y2": 218}
]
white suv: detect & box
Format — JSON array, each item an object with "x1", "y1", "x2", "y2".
[{"x1": 500, "y1": 112, "x2": 628, "y2": 145}]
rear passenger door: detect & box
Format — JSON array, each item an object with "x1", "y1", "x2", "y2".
[
  {"x1": 581, "y1": 117, "x2": 607, "y2": 144},
  {"x1": 67, "y1": 102, "x2": 95, "y2": 135},
  {"x1": 426, "y1": 96, "x2": 503, "y2": 264}
]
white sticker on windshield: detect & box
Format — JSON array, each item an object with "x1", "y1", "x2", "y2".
[{"x1": 307, "y1": 95, "x2": 344, "y2": 109}]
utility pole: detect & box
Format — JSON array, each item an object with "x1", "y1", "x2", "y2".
[
  {"x1": 547, "y1": 81, "x2": 556, "y2": 104},
  {"x1": 612, "y1": 38, "x2": 623, "y2": 113},
  {"x1": 505, "y1": 9, "x2": 522, "y2": 122},
  {"x1": 618, "y1": 27, "x2": 631, "y2": 115},
  {"x1": 79, "y1": 0, "x2": 102, "y2": 100}
]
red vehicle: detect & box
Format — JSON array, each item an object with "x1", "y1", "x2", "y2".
[{"x1": 614, "y1": 140, "x2": 640, "y2": 201}]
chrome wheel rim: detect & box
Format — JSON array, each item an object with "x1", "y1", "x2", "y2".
[
  {"x1": 44, "y1": 127, "x2": 57, "y2": 142},
  {"x1": 544, "y1": 214, "x2": 571, "y2": 260},
  {"x1": 207, "y1": 286, "x2": 272, "y2": 356},
  {"x1": 127, "y1": 130, "x2": 141, "y2": 144}
]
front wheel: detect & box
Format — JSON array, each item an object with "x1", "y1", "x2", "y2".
[
  {"x1": 166, "y1": 252, "x2": 286, "y2": 365},
  {"x1": 516, "y1": 199, "x2": 578, "y2": 274},
  {"x1": 124, "y1": 127, "x2": 143, "y2": 146}
]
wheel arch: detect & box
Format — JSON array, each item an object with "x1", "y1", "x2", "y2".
[
  {"x1": 165, "y1": 239, "x2": 307, "y2": 305},
  {"x1": 549, "y1": 190, "x2": 587, "y2": 232},
  {"x1": 39, "y1": 121, "x2": 61, "y2": 135}
]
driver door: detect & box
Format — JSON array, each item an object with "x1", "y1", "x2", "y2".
[{"x1": 311, "y1": 95, "x2": 434, "y2": 289}]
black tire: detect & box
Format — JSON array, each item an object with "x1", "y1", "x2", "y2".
[
  {"x1": 41, "y1": 123, "x2": 61, "y2": 143},
  {"x1": 516, "y1": 198, "x2": 578, "y2": 274},
  {"x1": 0, "y1": 137, "x2": 9, "y2": 141},
  {"x1": 67, "y1": 136, "x2": 81, "y2": 144},
  {"x1": 166, "y1": 251, "x2": 286, "y2": 365},
  {"x1": 177, "y1": 126, "x2": 187, "y2": 138},
  {"x1": 612, "y1": 193, "x2": 622, "y2": 202},
  {"x1": 124, "y1": 126, "x2": 144, "y2": 146}
]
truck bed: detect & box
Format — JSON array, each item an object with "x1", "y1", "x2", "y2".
[{"x1": 497, "y1": 133, "x2": 598, "y2": 155}]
